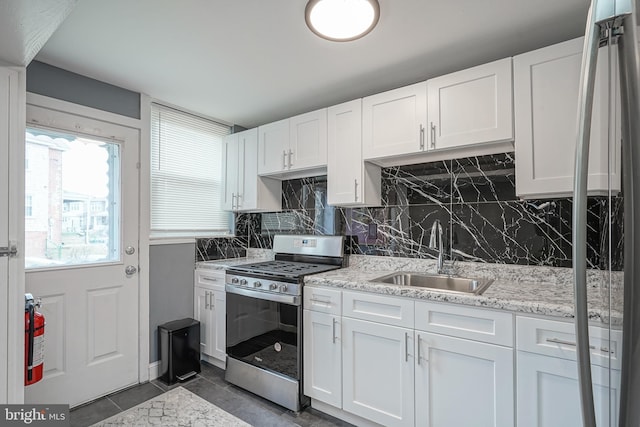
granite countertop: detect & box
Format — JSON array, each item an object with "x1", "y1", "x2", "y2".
[{"x1": 304, "y1": 255, "x2": 623, "y2": 325}]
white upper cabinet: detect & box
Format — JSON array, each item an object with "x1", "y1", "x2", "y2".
[
  {"x1": 426, "y1": 57, "x2": 514, "y2": 150},
  {"x1": 222, "y1": 128, "x2": 281, "y2": 212},
  {"x1": 257, "y1": 119, "x2": 290, "y2": 175},
  {"x1": 258, "y1": 108, "x2": 328, "y2": 178},
  {"x1": 362, "y1": 82, "x2": 428, "y2": 160},
  {"x1": 514, "y1": 37, "x2": 621, "y2": 199},
  {"x1": 327, "y1": 99, "x2": 381, "y2": 206},
  {"x1": 289, "y1": 108, "x2": 327, "y2": 171}
]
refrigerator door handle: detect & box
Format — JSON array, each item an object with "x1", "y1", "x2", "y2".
[{"x1": 573, "y1": 1, "x2": 601, "y2": 426}]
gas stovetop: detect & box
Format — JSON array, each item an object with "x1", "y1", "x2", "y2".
[{"x1": 228, "y1": 260, "x2": 340, "y2": 279}]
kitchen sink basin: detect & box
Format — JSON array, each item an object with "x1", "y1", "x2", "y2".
[{"x1": 371, "y1": 272, "x2": 494, "y2": 295}]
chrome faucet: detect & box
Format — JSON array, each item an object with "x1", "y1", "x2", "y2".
[{"x1": 429, "y1": 219, "x2": 444, "y2": 274}]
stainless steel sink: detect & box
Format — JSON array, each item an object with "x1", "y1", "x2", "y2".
[{"x1": 371, "y1": 272, "x2": 493, "y2": 295}]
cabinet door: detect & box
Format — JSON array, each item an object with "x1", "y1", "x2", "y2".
[
  {"x1": 221, "y1": 133, "x2": 239, "y2": 211},
  {"x1": 517, "y1": 351, "x2": 619, "y2": 427},
  {"x1": 194, "y1": 286, "x2": 213, "y2": 356},
  {"x1": 416, "y1": 332, "x2": 514, "y2": 427},
  {"x1": 237, "y1": 128, "x2": 258, "y2": 211},
  {"x1": 328, "y1": 99, "x2": 364, "y2": 205},
  {"x1": 363, "y1": 82, "x2": 427, "y2": 160},
  {"x1": 258, "y1": 118, "x2": 290, "y2": 175},
  {"x1": 514, "y1": 37, "x2": 621, "y2": 198},
  {"x1": 427, "y1": 57, "x2": 513, "y2": 150},
  {"x1": 211, "y1": 290, "x2": 226, "y2": 361},
  {"x1": 289, "y1": 108, "x2": 327, "y2": 171},
  {"x1": 303, "y1": 310, "x2": 341, "y2": 407},
  {"x1": 342, "y1": 317, "x2": 414, "y2": 427}
]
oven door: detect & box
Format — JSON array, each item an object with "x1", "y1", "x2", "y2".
[{"x1": 225, "y1": 286, "x2": 301, "y2": 381}]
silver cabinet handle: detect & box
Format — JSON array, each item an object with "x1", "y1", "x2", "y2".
[
  {"x1": 354, "y1": 179, "x2": 359, "y2": 202},
  {"x1": 417, "y1": 334, "x2": 422, "y2": 365},
  {"x1": 309, "y1": 297, "x2": 331, "y2": 305},
  {"x1": 231, "y1": 192, "x2": 236, "y2": 210},
  {"x1": 332, "y1": 318, "x2": 337, "y2": 344},
  {"x1": 404, "y1": 332, "x2": 409, "y2": 362},
  {"x1": 209, "y1": 292, "x2": 214, "y2": 309},
  {"x1": 430, "y1": 122, "x2": 436, "y2": 148},
  {"x1": 204, "y1": 291, "x2": 210, "y2": 310},
  {"x1": 419, "y1": 124, "x2": 425, "y2": 150},
  {"x1": 282, "y1": 150, "x2": 287, "y2": 169},
  {"x1": 545, "y1": 337, "x2": 611, "y2": 353},
  {"x1": 288, "y1": 149, "x2": 293, "y2": 168},
  {"x1": 201, "y1": 276, "x2": 218, "y2": 282}
]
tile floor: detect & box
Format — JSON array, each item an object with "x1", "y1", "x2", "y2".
[{"x1": 70, "y1": 362, "x2": 354, "y2": 427}]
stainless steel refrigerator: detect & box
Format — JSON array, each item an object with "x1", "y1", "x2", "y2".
[{"x1": 573, "y1": 0, "x2": 640, "y2": 426}]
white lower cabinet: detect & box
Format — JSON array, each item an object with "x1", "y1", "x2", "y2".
[
  {"x1": 303, "y1": 287, "x2": 515, "y2": 427},
  {"x1": 194, "y1": 270, "x2": 226, "y2": 365},
  {"x1": 516, "y1": 316, "x2": 621, "y2": 427},
  {"x1": 517, "y1": 351, "x2": 620, "y2": 427},
  {"x1": 303, "y1": 309, "x2": 342, "y2": 408},
  {"x1": 342, "y1": 317, "x2": 415, "y2": 427},
  {"x1": 416, "y1": 332, "x2": 514, "y2": 427}
]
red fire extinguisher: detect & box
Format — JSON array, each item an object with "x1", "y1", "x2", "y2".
[{"x1": 25, "y1": 293, "x2": 45, "y2": 386}]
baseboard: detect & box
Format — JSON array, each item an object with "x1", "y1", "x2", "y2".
[
  {"x1": 311, "y1": 399, "x2": 384, "y2": 427},
  {"x1": 148, "y1": 361, "x2": 161, "y2": 381}
]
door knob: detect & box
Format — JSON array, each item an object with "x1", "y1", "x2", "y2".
[
  {"x1": 125, "y1": 246, "x2": 136, "y2": 255},
  {"x1": 125, "y1": 265, "x2": 137, "y2": 276}
]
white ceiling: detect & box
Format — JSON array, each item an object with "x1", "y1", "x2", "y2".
[{"x1": 34, "y1": 0, "x2": 590, "y2": 128}]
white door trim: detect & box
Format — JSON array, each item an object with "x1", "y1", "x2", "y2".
[{"x1": 25, "y1": 92, "x2": 151, "y2": 385}]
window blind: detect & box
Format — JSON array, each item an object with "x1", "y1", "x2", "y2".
[{"x1": 151, "y1": 103, "x2": 232, "y2": 236}]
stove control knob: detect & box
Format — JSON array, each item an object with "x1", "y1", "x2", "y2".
[
  {"x1": 231, "y1": 277, "x2": 239, "y2": 284},
  {"x1": 279, "y1": 284, "x2": 288, "y2": 293},
  {"x1": 239, "y1": 279, "x2": 248, "y2": 286},
  {"x1": 269, "y1": 283, "x2": 278, "y2": 290},
  {"x1": 254, "y1": 281, "x2": 262, "y2": 288}
]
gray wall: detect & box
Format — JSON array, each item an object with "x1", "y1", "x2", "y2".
[
  {"x1": 149, "y1": 243, "x2": 196, "y2": 363},
  {"x1": 26, "y1": 60, "x2": 141, "y2": 119}
]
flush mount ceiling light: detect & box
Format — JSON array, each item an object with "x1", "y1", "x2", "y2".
[{"x1": 305, "y1": 0, "x2": 380, "y2": 42}]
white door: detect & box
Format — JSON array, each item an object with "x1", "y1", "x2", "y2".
[
  {"x1": 328, "y1": 99, "x2": 363, "y2": 206},
  {"x1": 513, "y1": 37, "x2": 621, "y2": 198},
  {"x1": 416, "y1": 332, "x2": 514, "y2": 427},
  {"x1": 221, "y1": 133, "x2": 239, "y2": 211},
  {"x1": 342, "y1": 317, "x2": 414, "y2": 427},
  {"x1": 427, "y1": 57, "x2": 513, "y2": 150},
  {"x1": 289, "y1": 108, "x2": 327, "y2": 171},
  {"x1": 194, "y1": 286, "x2": 212, "y2": 356},
  {"x1": 517, "y1": 351, "x2": 619, "y2": 427},
  {"x1": 23, "y1": 105, "x2": 140, "y2": 407},
  {"x1": 257, "y1": 119, "x2": 289, "y2": 175},
  {"x1": 362, "y1": 82, "x2": 427, "y2": 160},
  {"x1": 211, "y1": 290, "x2": 226, "y2": 361},
  {"x1": 303, "y1": 309, "x2": 341, "y2": 407}
]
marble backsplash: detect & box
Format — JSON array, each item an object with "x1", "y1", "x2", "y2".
[{"x1": 198, "y1": 152, "x2": 623, "y2": 269}]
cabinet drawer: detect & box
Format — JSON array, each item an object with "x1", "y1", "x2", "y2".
[
  {"x1": 304, "y1": 286, "x2": 342, "y2": 315},
  {"x1": 415, "y1": 301, "x2": 513, "y2": 347},
  {"x1": 195, "y1": 269, "x2": 226, "y2": 292},
  {"x1": 516, "y1": 316, "x2": 621, "y2": 369},
  {"x1": 342, "y1": 290, "x2": 414, "y2": 328}
]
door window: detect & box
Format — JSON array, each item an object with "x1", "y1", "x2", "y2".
[{"x1": 25, "y1": 127, "x2": 121, "y2": 269}]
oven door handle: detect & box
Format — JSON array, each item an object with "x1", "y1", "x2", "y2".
[{"x1": 225, "y1": 284, "x2": 300, "y2": 306}]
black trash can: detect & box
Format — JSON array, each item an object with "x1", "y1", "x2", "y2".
[{"x1": 158, "y1": 318, "x2": 201, "y2": 385}]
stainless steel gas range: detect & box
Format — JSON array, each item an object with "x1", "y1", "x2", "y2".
[{"x1": 224, "y1": 235, "x2": 345, "y2": 412}]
